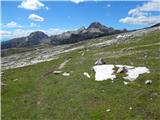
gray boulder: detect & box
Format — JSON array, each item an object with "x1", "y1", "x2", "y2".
[{"x1": 95, "y1": 58, "x2": 106, "y2": 65}]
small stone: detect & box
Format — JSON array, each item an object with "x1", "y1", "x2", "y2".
[
  {"x1": 95, "y1": 58, "x2": 106, "y2": 65},
  {"x1": 53, "y1": 71, "x2": 62, "y2": 74},
  {"x1": 145, "y1": 80, "x2": 152, "y2": 84},
  {"x1": 117, "y1": 67, "x2": 128, "y2": 73},
  {"x1": 106, "y1": 109, "x2": 111, "y2": 112},
  {"x1": 83, "y1": 72, "x2": 91, "y2": 78},
  {"x1": 13, "y1": 79, "x2": 18, "y2": 82},
  {"x1": 62, "y1": 72, "x2": 70, "y2": 76},
  {"x1": 123, "y1": 81, "x2": 129, "y2": 85},
  {"x1": 37, "y1": 101, "x2": 41, "y2": 105},
  {"x1": 129, "y1": 107, "x2": 132, "y2": 110}
]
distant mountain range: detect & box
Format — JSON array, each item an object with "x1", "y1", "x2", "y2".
[{"x1": 2, "y1": 22, "x2": 159, "y2": 49}]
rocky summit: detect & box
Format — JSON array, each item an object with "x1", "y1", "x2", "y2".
[{"x1": 1, "y1": 31, "x2": 49, "y2": 49}]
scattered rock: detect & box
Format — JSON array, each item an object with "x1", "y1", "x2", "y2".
[
  {"x1": 13, "y1": 79, "x2": 18, "y2": 82},
  {"x1": 58, "y1": 59, "x2": 71, "y2": 69},
  {"x1": 37, "y1": 101, "x2": 41, "y2": 105},
  {"x1": 62, "y1": 72, "x2": 70, "y2": 76},
  {"x1": 83, "y1": 72, "x2": 91, "y2": 78},
  {"x1": 53, "y1": 71, "x2": 62, "y2": 74},
  {"x1": 145, "y1": 80, "x2": 152, "y2": 84},
  {"x1": 102, "y1": 90, "x2": 105, "y2": 92},
  {"x1": 129, "y1": 107, "x2": 133, "y2": 110},
  {"x1": 123, "y1": 81, "x2": 129, "y2": 85},
  {"x1": 95, "y1": 58, "x2": 106, "y2": 65},
  {"x1": 106, "y1": 109, "x2": 111, "y2": 112},
  {"x1": 81, "y1": 52, "x2": 85, "y2": 56},
  {"x1": 117, "y1": 67, "x2": 128, "y2": 73},
  {"x1": 150, "y1": 92, "x2": 160, "y2": 97}
]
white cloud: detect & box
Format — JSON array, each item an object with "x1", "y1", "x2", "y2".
[
  {"x1": 4, "y1": 21, "x2": 17, "y2": 28},
  {"x1": 119, "y1": 0, "x2": 160, "y2": 25},
  {"x1": 3, "y1": 21, "x2": 24, "y2": 28},
  {"x1": 44, "y1": 28, "x2": 66, "y2": 36},
  {"x1": 28, "y1": 14, "x2": 44, "y2": 22},
  {"x1": 107, "y1": 4, "x2": 111, "y2": 8},
  {"x1": 0, "y1": 28, "x2": 68, "y2": 40},
  {"x1": 45, "y1": 6, "x2": 49, "y2": 10},
  {"x1": 119, "y1": 15, "x2": 160, "y2": 25},
  {"x1": 71, "y1": 0, "x2": 84, "y2": 4},
  {"x1": 30, "y1": 23, "x2": 40, "y2": 28},
  {"x1": 0, "y1": 30, "x2": 12, "y2": 36},
  {"x1": 18, "y1": 0, "x2": 48, "y2": 10},
  {"x1": 128, "y1": 0, "x2": 160, "y2": 17}
]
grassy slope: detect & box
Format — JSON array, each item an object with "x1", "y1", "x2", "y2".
[{"x1": 2, "y1": 31, "x2": 160, "y2": 120}]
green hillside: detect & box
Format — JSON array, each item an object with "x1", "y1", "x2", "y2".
[{"x1": 1, "y1": 31, "x2": 160, "y2": 120}]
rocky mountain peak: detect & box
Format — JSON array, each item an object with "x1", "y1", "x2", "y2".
[
  {"x1": 28, "y1": 31, "x2": 48, "y2": 40},
  {"x1": 87, "y1": 22, "x2": 108, "y2": 29}
]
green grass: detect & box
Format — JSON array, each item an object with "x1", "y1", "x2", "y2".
[{"x1": 1, "y1": 31, "x2": 160, "y2": 120}]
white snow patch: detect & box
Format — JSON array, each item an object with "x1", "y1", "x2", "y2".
[
  {"x1": 83, "y1": 72, "x2": 91, "y2": 78},
  {"x1": 115, "y1": 65, "x2": 134, "y2": 69},
  {"x1": 123, "y1": 67, "x2": 150, "y2": 81},
  {"x1": 93, "y1": 65, "x2": 116, "y2": 81},
  {"x1": 92, "y1": 64, "x2": 150, "y2": 81}
]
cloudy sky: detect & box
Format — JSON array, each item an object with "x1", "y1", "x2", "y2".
[{"x1": 1, "y1": 0, "x2": 160, "y2": 41}]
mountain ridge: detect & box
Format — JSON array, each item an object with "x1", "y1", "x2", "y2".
[{"x1": 1, "y1": 22, "x2": 127, "y2": 49}]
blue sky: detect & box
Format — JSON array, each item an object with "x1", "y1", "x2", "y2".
[{"x1": 1, "y1": 0, "x2": 160, "y2": 41}]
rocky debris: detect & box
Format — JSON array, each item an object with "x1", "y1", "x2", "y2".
[
  {"x1": 116, "y1": 66, "x2": 128, "y2": 73},
  {"x1": 58, "y1": 59, "x2": 71, "y2": 69},
  {"x1": 116, "y1": 34, "x2": 131, "y2": 39},
  {"x1": 95, "y1": 58, "x2": 106, "y2": 65},
  {"x1": 106, "y1": 109, "x2": 111, "y2": 112},
  {"x1": 145, "y1": 80, "x2": 152, "y2": 84},
  {"x1": 81, "y1": 52, "x2": 85, "y2": 56},
  {"x1": 13, "y1": 79, "x2": 18, "y2": 82},
  {"x1": 53, "y1": 71, "x2": 62, "y2": 74},
  {"x1": 123, "y1": 81, "x2": 129, "y2": 85},
  {"x1": 62, "y1": 72, "x2": 70, "y2": 76},
  {"x1": 101, "y1": 90, "x2": 105, "y2": 92},
  {"x1": 129, "y1": 107, "x2": 133, "y2": 110},
  {"x1": 150, "y1": 92, "x2": 160, "y2": 98},
  {"x1": 83, "y1": 72, "x2": 91, "y2": 78}
]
